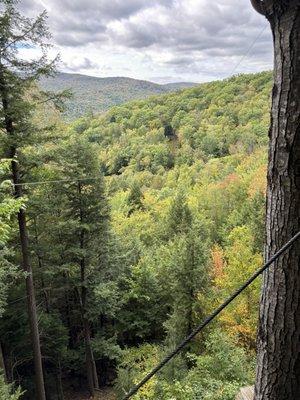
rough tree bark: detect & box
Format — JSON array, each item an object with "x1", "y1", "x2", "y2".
[{"x1": 250, "y1": 1, "x2": 300, "y2": 399}]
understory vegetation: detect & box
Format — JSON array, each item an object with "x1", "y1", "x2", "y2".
[{"x1": 1, "y1": 70, "x2": 272, "y2": 399}]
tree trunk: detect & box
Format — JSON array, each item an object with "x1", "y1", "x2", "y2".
[
  {"x1": 83, "y1": 317, "x2": 99, "y2": 396},
  {"x1": 34, "y1": 217, "x2": 50, "y2": 314},
  {"x1": 78, "y1": 182, "x2": 99, "y2": 396},
  {"x1": 0, "y1": 88, "x2": 46, "y2": 400},
  {"x1": 56, "y1": 360, "x2": 64, "y2": 400},
  {"x1": 13, "y1": 165, "x2": 47, "y2": 400},
  {"x1": 80, "y1": 279, "x2": 100, "y2": 395},
  {"x1": 0, "y1": 343, "x2": 8, "y2": 383},
  {"x1": 0, "y1": 68, "x2": 46, "y2": 400},
  {"x1": 254, "y1": 2, "x2": 300, "y2": 399}
]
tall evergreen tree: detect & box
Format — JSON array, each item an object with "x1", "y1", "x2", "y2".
[
  {"x1": 163, "y1": 196, "x2": 209, "y2": 381},
  {"x1": 0, "y1": 2, "x2": 65, "y2": 398},
  {"x1": 166, "y1": 192, "x2": 193, "y2": 237},
  {"x1": 46, "y1": 135, "x2": 110, "y2": 396},
  {"x1": 127, "y1": 181, "x2": 144, "y2": 216}
]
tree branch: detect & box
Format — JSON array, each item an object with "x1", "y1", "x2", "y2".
[{"x1": 1, "y1": 11, "x2": 48, "y2": 54}]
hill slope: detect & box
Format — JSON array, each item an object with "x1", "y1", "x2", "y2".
[
  {"x1": 39, "y1": 72, "x2": 196, "y2": 120},
  {"x1": 70, "y1": 71, "x2": 272, "y2": 397},
  {"x1": 72, "y1": 71, "x2": 272, "y2": 176},
  {"x1": 2, "y1": 71, "x2": 273, "y2": 399}
]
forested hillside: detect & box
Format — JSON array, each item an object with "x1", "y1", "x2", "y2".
[
  {"x1": 1, "y1": 71, "x2": 272, "y2": 400},
  {"x1": 39, "y1": 73, "x2": 196, "y2": 120}
]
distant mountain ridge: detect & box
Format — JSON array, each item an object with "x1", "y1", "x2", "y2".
[{"x1": 39, "y1": 72, "x2": 197, "y2": 120}]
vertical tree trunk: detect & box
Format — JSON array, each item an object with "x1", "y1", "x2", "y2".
[
  {"x1": 13, "y1": 161, "x2": 47, "y2": 400},
  {"x1": 34, "y1": 218, "x2": 50, "y2": 314},
  {"x1": 254, "y1": 2, "x2": 300, "y2": 399},
  {"x1": 0, "y1": 343, "x2": 8, "y2": 383},
  {"x1": 78, "y1": 182, "x2": 99, "y2": 396},
  {"x1": 0, "y1": 74, "x2": 46, "y2": 399},
  {"x1": 80, "y1": 277, "x2": 100, "y2": 395},
  {"x1": 82, "y1": 316, "x2": 99, "y2": 396},
  {"x1": 56, "y1": 360, "x2": 64, "y2": 400}
]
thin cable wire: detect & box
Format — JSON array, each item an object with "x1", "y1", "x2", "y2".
[
  {"x1": 7, "y1": 294, "x2": 29, "y2": 306},
  {"x1": 122, "y1": 230, "x2": 300, "y2": 400},
  {"x1": 227, "y1": 25, "x2": 268, "y2": 78},
  {"x1": 6, "y1": 285, "x2": 71, "y2": 306},
  {"x1": 10, "y1": 176, "x2": 103, "y2": 187}
]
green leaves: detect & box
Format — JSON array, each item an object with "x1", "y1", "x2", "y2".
[
  {"x1": 0, "y1": 68, "x2": 270, "y2": 397},
  {"x1": 0, "y1": 374, "x2": 23, "y2": 400},
  {"x1": 0, "y1": 160, "x2": 22, "y2": 317}
]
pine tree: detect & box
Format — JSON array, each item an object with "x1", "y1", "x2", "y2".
[
  {"x1": 166, "y1": 192, "x2": 193, "y2": 237},
  {"x1": 163, "y1": 197, "x2": 209, "y2": 381},
  {"x1": 127, "y1": 181, "x2": 144, "y2": 216},
  {"x1": 46, "y1": 135, "x2": 110, "y2": 396},
  {"x1": 0, "y1": 2, "x2": 63, "y2": 398}
]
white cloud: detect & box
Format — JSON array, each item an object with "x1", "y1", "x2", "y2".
[{"x1": 18, "y1": 0, "x2": 273, "y2": 83}]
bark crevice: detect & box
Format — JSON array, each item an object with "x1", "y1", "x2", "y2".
[{"x1": 254, "y1": 4, "x2": 300, "y2": 399}]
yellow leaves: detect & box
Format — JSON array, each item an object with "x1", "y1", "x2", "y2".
[
  {"x1": 142, "y1": 191, "x2": 168, "y2": 214},
  {"x1": 118, "y1": 345, "x2": 160, "y2": 400},
  {"x1": 219, "y1": 298, "x2": 258, "y2": 348},
  {"x1": 212, "y1": 226, "x2": 262, "y2": 347},
  {"x1": 112, "y1": 209, "x2": 153, "y2": 237},
  {"x1": 247, "y1": 164, "x2": 267, "y2": 198}
]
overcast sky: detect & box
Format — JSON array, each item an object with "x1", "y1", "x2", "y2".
[{"x1": 20, "y1": 0, "x2": 273, "y2": 84}]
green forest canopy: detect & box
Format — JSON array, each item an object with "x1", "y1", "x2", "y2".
[
  {"x1": 39, "y1": 73, "x2": 197, "y2": 120},
  {"x1": 1, "y1": 70, "x2": 272, "y2": 399}
]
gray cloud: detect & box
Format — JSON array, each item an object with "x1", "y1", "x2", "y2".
[
  {"x1": 62, "y1": 57, "x2": 99, "y2": 72},
  {"x1": 109, "y1": 1, "x2": 270, "y2": 57},
  {"x1": 20, "y1": 0, "x2": 172, "y2": 44},
  {"x1": 165, "y1": 56, "x2": 196, "y2": 66},
  {"x1": 52, "y1": 13, "x2": 107, "y2": 46},
  {"x1": 19, "y1": 0, "x2": 273, "y2": 81},
  {"x1": 52, "y1": 0, "x2": 170, "y2": 20}
]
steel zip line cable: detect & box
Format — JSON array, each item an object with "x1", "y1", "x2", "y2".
[
  {"x1": 122, "y1": 231, "x2": 300, "y2": 400},
  {"x1": 228, "y1": 25, "x2": 267, "y2": 78}
]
